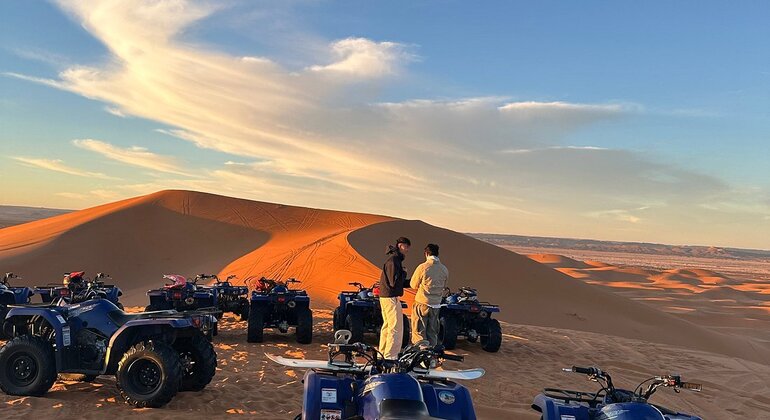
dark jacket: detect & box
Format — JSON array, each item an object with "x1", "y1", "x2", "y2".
[{"x1": 379, "y1": 251, "x2": 406, "y2": 298}]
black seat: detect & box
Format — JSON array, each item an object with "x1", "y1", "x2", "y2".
[{"x1": 379, "y1": 399, "x2": 439, "y2": 420}]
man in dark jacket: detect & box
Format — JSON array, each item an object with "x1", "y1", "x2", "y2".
[{"x1": 378, "y1": 236, "x2": 410, "y2": 359}]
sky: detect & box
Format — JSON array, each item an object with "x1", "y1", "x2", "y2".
[{"x1": 0, "y1": 0, "x2": 768, "y2": 249}]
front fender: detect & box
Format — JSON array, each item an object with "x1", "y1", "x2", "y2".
[
  {"x1": 104, "y1": 319, "x2": 194, "y2": 374},
  {"x1": 531, "y1": 393, "x2": 591, "y2": 420}
]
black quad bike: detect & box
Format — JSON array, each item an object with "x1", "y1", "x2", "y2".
[
  {"x1": 332, "y1": 281, "x2": 410, "y2": 346},
  {"x1": 145, "y1": 274, "x2": 218, "y2": 313},
  {"x1": 246, "y1": 277, "x2": 313, "y2": 344},
  {"x1": 439, "y1": 287, "x2": 502, "y2": 352},
  {"x1": 0, "y1": 298, "x2": 217, "y2": 408},
  {"x1": 202, "y1": 274, "x2": 250, "y2": 321},
  {"x1": 532, "y1": 366, "x2": 703, "y2": 419}
]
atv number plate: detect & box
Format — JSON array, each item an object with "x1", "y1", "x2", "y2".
[
  {"x1": 321, "y1": 388, "x2": 337, "y2": 403},
  {"x1": 61, "y1": 326, "x2": 71, "y2": 347}
]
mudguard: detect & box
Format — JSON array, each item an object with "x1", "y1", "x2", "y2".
[
  {"x1": 301, "y1": 370, "x2": 357, "y2": 420},
  {"x1": 531, "y1": 393, "x2": 592, "y2": 420},
  {"x1": 421, "y1": 381, "x2": 477, "y2": 420},
  {"x1": 4, "y1": 306, "x2": 71, "y2": 369}
]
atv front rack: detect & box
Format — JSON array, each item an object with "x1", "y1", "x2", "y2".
[{"x1": 543, "y1": 388, "x2": 604, "y2": 406}]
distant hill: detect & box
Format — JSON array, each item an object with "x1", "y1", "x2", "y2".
[
  {"x1": 469, "y1": 233, "x2": 770, "y2": 261},
  {"x1": 0, "y1": 205, "x2": 71, "y2": 229}
]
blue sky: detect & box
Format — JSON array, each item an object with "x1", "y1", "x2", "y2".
[{"x1": 0, "y1": 0, "x2": 768, "y2": 249}]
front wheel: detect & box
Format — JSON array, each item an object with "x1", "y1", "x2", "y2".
[
  {"x1": 440, "y1": 316, "x2": 458, "y2": 350},
  {"x1": 116, "y1": 340, "x2": 182, "y2": 408},
  {"x1": 0, "y1": 336, "x2": 57, "y2": 396},
  {"x1": 332, "y1": 307, "x2": 343, "y2": 331},
  {"x1": 174, "y1": 331, "x2": 217, "y2": 392},
  {"x1": 295, "y1": 308, "x2": 313, "y2": 344},
  {"x1": 480, "y1": 319, "x2": 502, "y2": 353}
]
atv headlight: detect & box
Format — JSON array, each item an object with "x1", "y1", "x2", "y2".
[
  {"x1": 479, "y1": 311, "x2": 489, "y2": 318},
  {"x1": 287, "y1": 300, "x2": 297, "y2": 308}
]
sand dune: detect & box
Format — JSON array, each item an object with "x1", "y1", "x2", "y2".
[{"x1": 2, "y1": 190, "x2": 770, "y2": 418}]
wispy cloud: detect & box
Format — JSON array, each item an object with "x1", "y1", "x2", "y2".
[
  {"x1": 13, "y1": 156, "x2": 118, "y2": 180},
  {"x1": 72, "y1": 139, "x2": 192, "y2": 176},
  {"x1": 7, "y1": 0, "x2": 767, "y2": 247}
]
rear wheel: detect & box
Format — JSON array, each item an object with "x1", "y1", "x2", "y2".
[
  {"x1": 346, "y1": 311, "x2": 365, "y2": 344},
  {"x1": 332, "y1": 307, "x2": 343, "y2": 331},
  {"x1": 174, "y1": 331, "x2": 217, "y2": 392},
  {"x1": 116, "y1": 340, "x2": 182, "y2": 408},
  {"x1": 247, "y1": 304, "x2": 264, "y2": 343},
  {"x1": 295, "y1": 308, "x2": 313, "y2": 344},
  {"x1": 0, "y1": 335, "x2": 57, "y2": 396},
  {"x1": 440, "y1": 316, "x2": 458, "y2": 350},
  {"x1": 480, "y1": 319, "x2": 502, "y2": 353},
  {"x1": 237, "y1": 298, "x2": 250, "y2": 322}
]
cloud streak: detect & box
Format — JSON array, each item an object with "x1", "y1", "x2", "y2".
[
  {"x1": 72, "y1": 139, "x2": 192, "y2": 176},
  {"x1": 13, "y1": 157, "x2": 118, "y2": 180}
]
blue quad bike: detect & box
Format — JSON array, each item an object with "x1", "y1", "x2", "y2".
[
  {"x1": 1, "y1": 273, "x2": 35, "y2": 338},
  {"x1": 246, "y1": 277, "x2": 313, "y2": 344},
  {"x1": 439, "y1": 287, "x2": 502, "y2": 352},
  {"x1": 268, "y1": 330, "x2": 485, "y2": 420},
  {"x1": 531, "y1": 366, "x2": 703, "y2": 420},
  {"x1": 0, "y1": 298, "x2": 218, "y2": 408},
  {"x1": 332, "y1": 281, "x2": 411, "y2": 346},
  {"x1": 145, "y1": 274, "x2": 218, "y2": 313},
  {"x1": 201, "y1": 274, "x2": 250, "y2": 321},
  {"x1": 35, "y1": 271, "x2": 124, "y2": 309}
]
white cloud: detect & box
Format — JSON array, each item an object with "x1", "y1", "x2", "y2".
[
  {"x1": 13, "y1": 157, "x2": 118, "y2": 180},
  {"x1": 104, "y1": 107, "x2": 128, "y2": 117},
  {"x1": 72, "y1": 139, "x2": 192, "y2": 176},
  {"x1": 309, "y1": 38, "x2": 413, "y2": 78}
]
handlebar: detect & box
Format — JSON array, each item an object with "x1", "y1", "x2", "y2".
[
  {"x1": 567, "y1": 366, "x2": 602, "y2": 376},
  {"x1": 441, "y1": 353, "x2": 464, "y2": 362}
]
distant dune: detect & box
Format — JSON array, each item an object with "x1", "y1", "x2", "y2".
[
  {"x1": 0, "y1": 205, "x2": 71, "y2": 229},
  {"x1": 0, "y1": 190, "x2": 768, "y2": 366}
]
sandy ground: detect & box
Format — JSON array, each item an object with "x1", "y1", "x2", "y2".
[
  {"x1": 2, "y1": 310, "x2": 769, "y2": 419},
  {"x1": 2, "y1": 190, "x2": 770, "y2": 418}
]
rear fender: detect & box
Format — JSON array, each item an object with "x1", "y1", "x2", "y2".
[
  {"x1": 4, "y1": 308, "x2": 69, "y2": 369},
  {"x1": 302, "y1": 370, "x2": 356, "y2": 419},
  {"x1": 349, "y1": 300, "x2": 376, "y2": 308}
]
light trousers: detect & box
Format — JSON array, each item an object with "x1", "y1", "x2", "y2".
[{"x1": 378, "y1": 297, "x2": 404, "y2": 360}]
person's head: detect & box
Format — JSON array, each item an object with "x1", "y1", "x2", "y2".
[
  {"x1": 396, "y1": 236, "x2": 411, "y2": 255},
  {"x1": 425, "y1": 243, "x2": 439, "y2": 258}
]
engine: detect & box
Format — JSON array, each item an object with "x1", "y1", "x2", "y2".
[{"x1": 76, "y1": 328, "x2": 108, "y2": 370}]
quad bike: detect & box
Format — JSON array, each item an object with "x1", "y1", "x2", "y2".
[
  {"x1": 269, "y1": 330, "x2": 485, "y2": 419},
  {"x1": 439, "y1": 287, "x2": 501, "y2": 352},
  {"x1": 1, "y1": 273, "x2": 34, "y2": 338},
  {"x1": 35, "y1": 272, "x2": 123, "y2": 309},
  {"x1": 333, "y1": 281, "x2": 410, "y2": 346},
  {"x1": 246, "y1": 277, "x2": 313, "y2": 344},
  {"x1": 0, "y1": 298, "x2": 218, "y2": 408},
  {"x1": 201, "y1": 274, "x2": 250, "y2": 321},
  {"x1": 145, "y1": 274, "x2": 218, "y2": 313},
  {"x1": 531, "y1": 366, "x2": 703, "y2": 420}
]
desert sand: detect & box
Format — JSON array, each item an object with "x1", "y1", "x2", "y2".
[{"x1": 1, "y1": 190, "x2": 769, "y2": 418}]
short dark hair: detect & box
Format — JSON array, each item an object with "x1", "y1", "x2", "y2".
[
  {"x1": 425, "y1": 243, "x2": 439, "y2": 256},
  {"x1": 396, "y1": 237, "x2": 411, "y2": 246}
]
